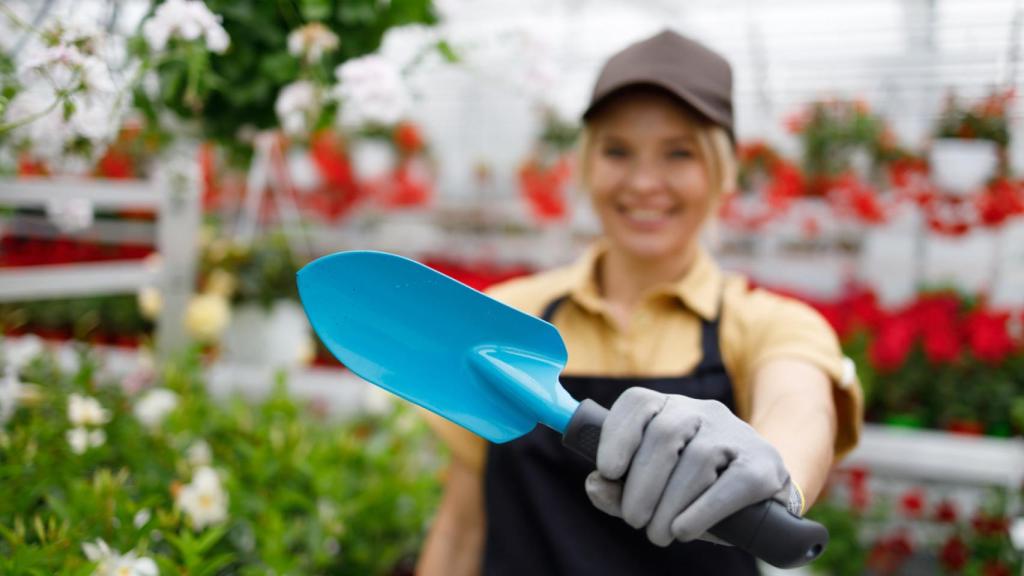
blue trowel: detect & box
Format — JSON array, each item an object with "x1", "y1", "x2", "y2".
[{"x1": 297, "y1": 250, "x2": 828, "y2": 568}]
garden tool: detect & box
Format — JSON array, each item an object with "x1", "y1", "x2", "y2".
[{"x1": 297, "y1": 250, "x2": 828, "y2": 569}]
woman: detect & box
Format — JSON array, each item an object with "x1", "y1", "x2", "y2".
[{"x1": 417, "y1": 30, "x2": 862, "y2": 575}]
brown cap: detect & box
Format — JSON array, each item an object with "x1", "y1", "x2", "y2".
[{"x1": 582, "y1": 30, "x2": 734, "y2": 141}]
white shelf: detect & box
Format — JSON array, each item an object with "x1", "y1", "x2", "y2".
[
  {"x1": 840, "y1": 424, "x2": 1024, "y2": 488},
  {"x1": 0, "y1": 178, "x2": 161, "y2": 209},
  {"x1": 0, "y1": 261, "x2": 157, "y2": 300}
]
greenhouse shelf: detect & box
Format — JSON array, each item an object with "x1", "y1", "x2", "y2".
[
  {"x1": 0, "y1": 162, "x2": 200, "y2": 355},
  {"x1": 842, "y1": 424, "x2": 1024, "y2": 489},
  {"x1": 0, "y1": 178, "x2": 161, "y2": 209},
  {"x1": 0, "y1": 261, "x2": 158, "y2": 300}
]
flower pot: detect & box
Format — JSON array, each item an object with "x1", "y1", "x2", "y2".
[
  {"x1": 929, "y1": 138, "x2": 999, "y2": 195},
  {"x1": 221, "y1": 299, "x2": 312, "y2": 368}
]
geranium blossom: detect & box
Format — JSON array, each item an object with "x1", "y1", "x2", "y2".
[
  {"x1": 68, "y1": 393, "x2": 111, "y2": 427},
  {"x1": 287, "y1": 23, "x2": 339, "y2": 63},
  {"x1": 4, "y1": 38, "x2": 124, "y2": 172},
  {"x1": 67, "y1": 427, "x2": 106, "y2": 454},
  {"x1": 82, "y1": 539, "x2": 158, "y2": 576},
  {"x1": 333, "y1": 54, "x2": 409, "y2": 128},
  {"x1": 176, "y1": 466, "x2": 229, "y2": 530},
  {"x1": 275, "y1": 80, "x2": 321, "y2": 136},
  {"x1": 142, "y1": 0, "x2": 230, "y2": 54},
  {"x1": 133, "y1": 388, "x2": 179, "y2": 429}
]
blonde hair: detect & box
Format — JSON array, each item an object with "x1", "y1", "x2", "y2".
[{"x1": 577, "y1": 101, "x2": 738, "y2": 203}]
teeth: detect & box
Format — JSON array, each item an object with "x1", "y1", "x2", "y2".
[{"x1": 627, "y1": 209, "x2": 666, "y2": 221}]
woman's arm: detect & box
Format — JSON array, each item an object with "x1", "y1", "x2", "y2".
[
  {"x1": 416, "y1": 456, "x2": 486, "y2": 576},
  {"x1": 748, "y1": 357, "x2": 838, "y2": 510}
]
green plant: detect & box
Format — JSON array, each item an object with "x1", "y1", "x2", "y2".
[
  {"x1": 0, "y1": 344, "x2": 443, "y2": 574},
  {"x1": 936, "y1": 90, "x2": 1013, "y2": 148},
  {"x1": 135, "y1": 0, "x2": 442, "y2": 163},
  {"x1": 200, "y1": 232, "x2": 303, "y2": 309}
]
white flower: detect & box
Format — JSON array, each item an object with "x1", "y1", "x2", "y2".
[
  {"x1": 83, "y1": 539, "x2": 158, "y2": 576},
  {"x1": 142, "y1": 0, "x2": 230, "y2": 54},
  {"x1": 133, "y1": 508, "x2": 152, "y2": 529},
  {"x1": 133, "y1": 388, "x2": 179, "y2": 429},
  {"x1": 205, "y1": 268, "x2": 237, "y2": 298},
  {"x1": 274, "y1": 80, "x2": 320, "y2": 137},
  {"x1": 67, "y1": 427, "x2": 106, "y2": 454},
  {"x1": 4, "y1": 335, "x2": 44, "y2": 371},
  {"x1": 68, "y1": 393, "x2": 111, "y2": 427},
  {"x1": 184, "y1": 294, "x2": 231, "y2": 342},
  {"x1": 287, "y1": 23, "x2": 339, "y2": 63},
  {"x1": 378, "y1": 24, "x2": 440, "y2": 71},
  {"x1": 176, "y1": 466, "x2": 229, "y2": 530},
  {"x1": 0, "y1": 368, "x2": 22, "y2": 426},
  {"x1": 137, "y1": 287, "x2": 163, "y2": 320},
  {"x1": 333, "y1": 54, "x2": 409, "y2": 128},
  {"x1": 6, "y1": 39, "x2": 125, "y2": 172},
  {"x1": 187, "y1": 440, "x2": 213, "y2": 467}
]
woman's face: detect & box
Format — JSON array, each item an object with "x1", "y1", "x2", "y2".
[{"x1": 585, "y1": 91, "x2": 714, "y2": 263}]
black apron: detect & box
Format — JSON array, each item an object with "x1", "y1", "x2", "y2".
[{"x1": 483, "y1": 295, "x2": 759, "y2": 575}]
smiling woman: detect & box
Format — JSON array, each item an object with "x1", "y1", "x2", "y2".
[
  {"x1": 580, "y1": 86, "x2": 737, "y2": 329},
  {"x1": 418, "y1": 29, "x2": 862, "y2": 576}
]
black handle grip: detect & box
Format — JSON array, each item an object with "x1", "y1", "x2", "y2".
[{"x1": 561, "y1": 399, "x2": 829, "y2": 569}]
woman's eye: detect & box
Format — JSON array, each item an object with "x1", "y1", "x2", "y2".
[
  {"x1": 668, "y1": 149, "x2": 694, "y2": 159},
  {"x1": 602, "y1": 147, "x2": 629, "y2": 158}
]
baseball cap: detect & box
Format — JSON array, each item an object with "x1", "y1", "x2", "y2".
[{"x1": 582, "y1": 29, "x2": 734, "y2": 141}]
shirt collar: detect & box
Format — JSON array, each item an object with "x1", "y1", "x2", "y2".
[{"x1": 567, "y1": 242, "x2": 723, "y2": 321}]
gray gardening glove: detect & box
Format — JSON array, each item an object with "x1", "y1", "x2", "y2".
[{"x1": 584, "y1": 387, "x2": 803, "y2": 547}]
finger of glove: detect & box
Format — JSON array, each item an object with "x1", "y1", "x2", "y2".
[
  {"x1": 597, "y1": 387, "x2": 668, "y2": 481},
  {"x1": 645, "y1": 439, "x2": 728, "y2": 547},
  {"x1": 620, "y1": 405, "x2": 701, "y2": 530},
  {"x1": 585, "y1": 471, "x2": 624, "y2": 518},
  {"x1": 669, "y1": 462, "x2": 781, "y2": 543}
]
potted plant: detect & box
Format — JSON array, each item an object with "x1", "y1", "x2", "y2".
[{"x1": 931, "y1": 90, "x2": 1013, "y2": 195}]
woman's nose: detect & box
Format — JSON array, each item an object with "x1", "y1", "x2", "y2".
[{"x1": 626, "y1": 158, "x2": 664, "y2": 194}]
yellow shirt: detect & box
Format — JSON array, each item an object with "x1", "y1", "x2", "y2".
[{"x1": 424, "y1": 243, "x2": 863, "y2": 473}]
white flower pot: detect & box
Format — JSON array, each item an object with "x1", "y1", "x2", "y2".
[
  {"x1": 930, "y1": 138, "x2": 999, "y2": 195},
  {"x1": 221, "y1": 299, "x2": 312, "y2": 368}
]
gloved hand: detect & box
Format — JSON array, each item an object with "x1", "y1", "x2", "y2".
[{"x1": 584, "y1": 387, "x2": 803, "y2": 547}]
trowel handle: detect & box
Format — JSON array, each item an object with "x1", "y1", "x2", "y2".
[{"x1": 561, "y1": 399, "x2": 829, "y2": 569}]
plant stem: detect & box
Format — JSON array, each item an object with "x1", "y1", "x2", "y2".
[{"x1": 0, "y1": 98, "x2": 60, "y2": 135}]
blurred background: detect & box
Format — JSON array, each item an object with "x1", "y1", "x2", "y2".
[{"x1": 2, "y1": 0, "x2": 1024, "y2": 574}]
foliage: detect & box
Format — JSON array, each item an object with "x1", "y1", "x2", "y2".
[
  {"x1": 136, "y1": 0, "x2": 440, "y2": 163},
  {"x1": 936, "y1": 90, "x2": 1013, "y2": 148},
  {"x1": 199, "y1": 232, "x2": 303, "y2": 309},
  {"x1": 786, "y1": 99, "x2": 906, "y2": 192},
  {"x1": 809, "y1": 468, "x2": 1022, "y2": 576},
  {"x1": 0, "y1": 296, "x2": 151, "y2": 344},
  {"x1": 806, "y1": 289, "x2": 1024, "y2": 435},
  {"x1": 0, "y1": 343, "x2": 443, "y2": 574}
]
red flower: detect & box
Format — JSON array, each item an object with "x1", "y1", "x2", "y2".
[
  {"x1": 848, "y1": 290, "x2": 884, "y2": 332},
  {"x1": 977, "y1": 179, "x2": 1024, "y2": 227},
  {"x1": 964, "y1": 310, "x2": 1016, "y2": 364},
  {"x1": 922, "y1": 328, "x2": 961, "y2": 364},
  {"x1": 899, "y1": 488, "x2": 925, "y2": 518},
  {"x1": 984, "y1": 562, "x2": 1012, "y2": 576},
  {"x1": 394, "y1": 122, "x2": 424, "y2": 154},
  {"x1": 972, "y1": 513, "x2": 1010, "y2": 536},
  {"x1": 940, "y1": 536, "x2": 968, "y2": 571},
  {"x1": 848, "y1": 467, "x2": 869, "y2": 489},
  {"x1": 869, "y1": 315, "x2": 917, "y2": 372},
  {"x1": 935, "y1": 499, "x2": 958, "y2": 523},
  {"x1": 850, "y1": 486, "x2": 870, "y2": 512},
  {"x1": 868, "y1": 532, "x2": 913, "y2": 574}
]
